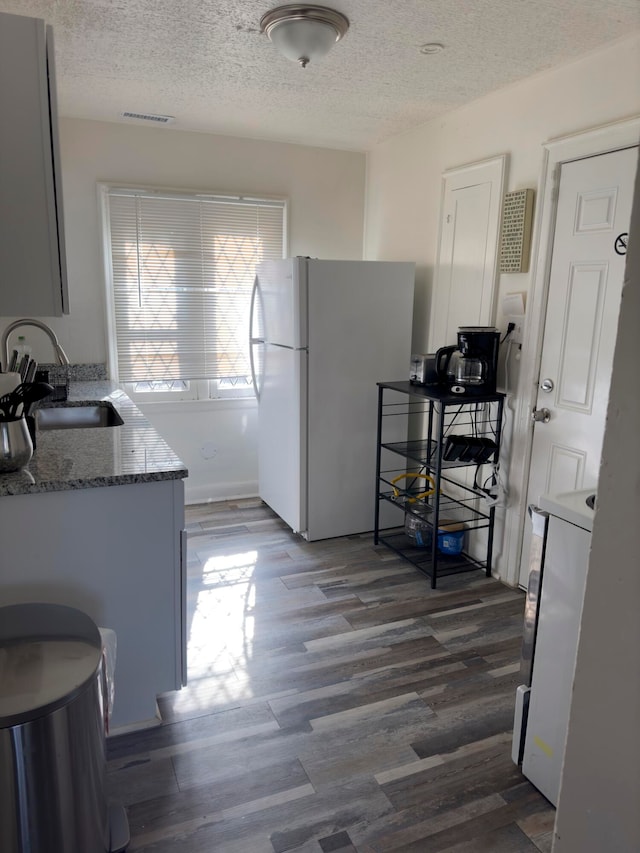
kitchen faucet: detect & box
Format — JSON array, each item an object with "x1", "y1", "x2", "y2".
[{"x1": 1, "y1": 319, "x2": 70, "y2": 371}]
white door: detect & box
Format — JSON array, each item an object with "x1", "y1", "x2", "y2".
[
  {"x1": 429, "y1": 157, "x2": 505, "y2": 513},
  {"x1": 519, "y1": 145, "x2": 637, "y2": 587},
  {"x1": 429, "y1": 156, "x2": 506, "y2": 348}
]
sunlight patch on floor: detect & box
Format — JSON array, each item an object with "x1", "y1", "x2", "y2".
[{"x1": 174, "y1": 549, "x2": 259, "y2": 711}]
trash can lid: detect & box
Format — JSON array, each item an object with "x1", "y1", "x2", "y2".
[{"x1": 0, "y1": 603, "x2": 102, "y2": 728}]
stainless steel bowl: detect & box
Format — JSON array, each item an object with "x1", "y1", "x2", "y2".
[{"x1": 0, "y1": 418, "x2": 33, "y2": 472}]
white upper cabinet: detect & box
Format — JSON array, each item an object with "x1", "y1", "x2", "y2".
[{"x1": 0, "y1": 12, "x2": 69, "y2": 316}]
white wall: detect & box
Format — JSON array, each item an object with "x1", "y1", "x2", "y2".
[
  {"x1": 139, "y1": 398, "x2": 259, "y2": 505},
  {"x1": 363, "y1": 32, "x2": 640, "y2": 581},
  {"x1": 553, "y1": 151, "x2": 640, "y2": 853},
  {"x1": 55, "y1": 119, "x2": 366, "y2": 366},
  {"x1": 0, "y1": 119, "x2": 366, "y2": 503}
]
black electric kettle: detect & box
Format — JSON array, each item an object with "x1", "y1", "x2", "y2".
[{"x1": 435, "y1": 344, "x2": 458, "y2": 383}]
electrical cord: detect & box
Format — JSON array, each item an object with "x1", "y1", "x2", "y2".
[
  {"x1": 500, "y1": 322, "x2": 516, "y2": 344},
  {"x1": 463, "y1": 333, "x2": 517, "y2": 509},
  {"x1": 477, "y1": 461, "x2": 509, "y2": 508},
  {"x1": 442, "y1": 404, "x2": 464, "y2": 439},
  {"x1": 504, "y1": 339, "x2": 515, "y2": 404}
]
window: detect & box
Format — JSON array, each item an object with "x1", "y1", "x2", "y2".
[{"x1": 102, "y1": 186, "x2": 286, "y2": 400}]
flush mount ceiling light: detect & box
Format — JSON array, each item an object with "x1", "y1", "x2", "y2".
[
  {"x1": 260, "y1": 4, "x2": 349, "y2": 68},
  {"x1": 419, "y1": 42, "x2": 444, "y2": 55}
]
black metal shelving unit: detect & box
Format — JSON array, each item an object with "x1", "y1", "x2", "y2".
[{"x1": 374, "y1": 381, "x2": 505, "y2": 588}]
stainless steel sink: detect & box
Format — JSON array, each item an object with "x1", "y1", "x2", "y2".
[{"x1": 35, "y1": 402, "x2": 124, "y2": 430}]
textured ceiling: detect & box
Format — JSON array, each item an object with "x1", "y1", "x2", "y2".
[{"x1": 1, "y1": 0, "x2": 639, "y2": 150}]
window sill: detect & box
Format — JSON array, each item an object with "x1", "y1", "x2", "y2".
[{"x1": 134, "y1": 396, "x2": 257, "y2": 415}]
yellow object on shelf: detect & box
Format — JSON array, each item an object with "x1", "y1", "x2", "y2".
[{"x1": 391, "y1": 472, "x2": 436, "y2": 503}]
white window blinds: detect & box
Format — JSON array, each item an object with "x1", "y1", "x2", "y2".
[{"x1": 106, "y1": 189, "x2": 285, "y2": 383}]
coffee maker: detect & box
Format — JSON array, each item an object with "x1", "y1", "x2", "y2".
[{"x1": 436, "y1": 326, "x2": 500, "y2": 395}]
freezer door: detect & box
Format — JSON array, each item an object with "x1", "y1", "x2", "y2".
[
  {"x1": 256, "y1": 258, "x2": 308, "y2": 348},
  {"x1": 258, "y1": 344, "x2": 308, "y2": 533}
]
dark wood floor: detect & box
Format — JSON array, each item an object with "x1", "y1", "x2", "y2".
[{"x1": 107, "y1": 499, "x2": 555, "y2": 852}]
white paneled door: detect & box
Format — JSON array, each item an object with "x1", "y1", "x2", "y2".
[
  {"x1": 429, "y1": 156, "x2": 506, "y2": 348},
  {"x1": 519, "y1": 145, "x2": 637, "y2": 587}
]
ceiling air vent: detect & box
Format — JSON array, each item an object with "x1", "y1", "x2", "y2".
[{"x1": 121, "y1": 111, "x2": 175, "y2": 124}]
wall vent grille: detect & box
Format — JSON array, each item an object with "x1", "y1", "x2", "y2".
[
  {"x1": 121, "y1": 112, "x2": 175, "y2": 124},
  {"x1": 500, "y1": 189, "x2": 535, "y2": 273}
]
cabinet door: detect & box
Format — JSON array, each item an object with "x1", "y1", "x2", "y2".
[
  {"x1": 522, "y1": 516, "x2": 590, "y2": 805},
  {"x1": 0, "y1": 479, "x2": 185, "y2": 729},
  {"x1": 0, "y1": 13, "x2": 68, "y2": 316}
]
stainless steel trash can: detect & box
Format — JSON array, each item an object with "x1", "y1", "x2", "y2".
[{"x1": 0, "y1": 603, "x2": 111, "y2": 853}]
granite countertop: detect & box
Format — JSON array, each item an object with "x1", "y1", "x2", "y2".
[{"x1": 0, "y1": 382, "x2": 188, "y2": 496}]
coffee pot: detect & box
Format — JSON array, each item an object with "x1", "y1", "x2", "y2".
[{"x1": 435, "y1": 326, "x2": 500, "y2": 395}]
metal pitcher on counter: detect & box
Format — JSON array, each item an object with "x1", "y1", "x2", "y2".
[
  {"x1": 0, "y1": 417, "x2": 33, "y2": 472},
  {"x1": 0, "y1": 381, "x2": 54, "y2": 471}
]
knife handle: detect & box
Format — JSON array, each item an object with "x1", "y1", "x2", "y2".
[
  {"x1": 18, "y1": 354, "x2": 30, "y2": 380},
  {"x1": 24, "y1": 359, "x2": 38, "y2": 384}
]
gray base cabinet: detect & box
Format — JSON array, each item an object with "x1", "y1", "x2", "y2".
[
  {"x1": 0, "y1": 479, "x2": 186, "y2": 729},
  {"x1": 0, "y1": 12, "x2": 68, "y2": 316}
]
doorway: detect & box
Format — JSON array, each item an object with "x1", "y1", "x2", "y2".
[
  {"x1": 519, "y1": 144, "x2": 637, "y2": 586},
  {"x1": 509, "y1": 120, "x2": 640, "y2": 589}
]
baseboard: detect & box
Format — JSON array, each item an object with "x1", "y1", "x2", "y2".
[
  {"x1": 185, "y1": 480, "x2": 259, "y2": 505},
  {"x1": 108, "y1": 710, "x2": 162, "y2": 736}
]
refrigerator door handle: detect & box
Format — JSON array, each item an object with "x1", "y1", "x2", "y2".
[
  {"x1": 249, "y1": 275, "x2": 263, "y2": 401},
  {"x1": 512, "y1": 684, "x2": 531, "y2": 765},
  {"x1": 512, "y1": 505, "x2": 549, "y2": 769},
  {"x1": 520, "y1": 506, "x2": 549, "y2": 686},
  {"x1": 249, "y1": 339, "x2": 260, "y2": 401}
]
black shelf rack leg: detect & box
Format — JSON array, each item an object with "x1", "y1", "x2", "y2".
[
  {"x1": 484, "y1": 396, "x2": 505, "y2": 577},
  {"x1": 373, "y1": 384, "x2": 384, "y2": 545},
  {"x1": 429, "y1": 401, "x2": 446, "y2": 588}
]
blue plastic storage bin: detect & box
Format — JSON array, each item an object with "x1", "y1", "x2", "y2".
[{"x1": 437, "y1": 526, "x2": 465, "y2": 555}]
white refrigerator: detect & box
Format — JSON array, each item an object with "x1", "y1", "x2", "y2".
[{"x1": 251, "y1": 257, "x2": 415, "y2": 541}]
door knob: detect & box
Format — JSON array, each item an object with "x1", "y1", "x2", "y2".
[
  {"x1": 531, "y1": 407, "x2": 551, "y2": 423},
  {"x1": 540, "y1": 378, "x2": 554, "y2": 392}
]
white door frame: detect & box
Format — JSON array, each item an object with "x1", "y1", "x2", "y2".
[{"x1": 502, "y1": 116, "x2": 640, "y2": 588}]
